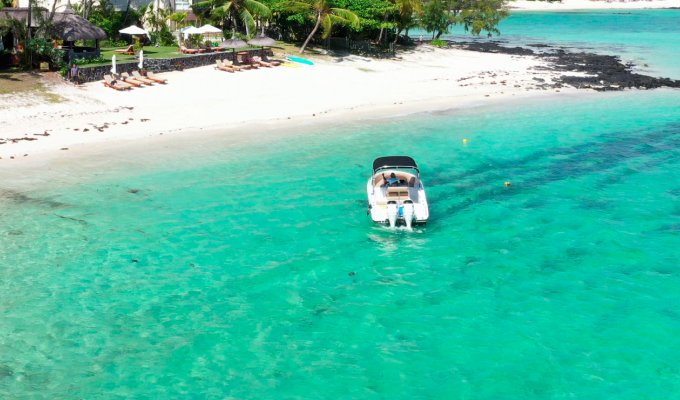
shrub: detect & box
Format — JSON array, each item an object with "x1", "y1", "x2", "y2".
[
  {"x1": 150, "y1": 27, "x2": 177, "y2": 47},
  {"x1": 73, "y1": 56, "x2": 107, "y2": 65},
  {"x1": 27, "y1": 38, "x2": 66, "y2": 69},
  {"x1": 431, "y1": 39, "x2": 447, "y2": 47}
]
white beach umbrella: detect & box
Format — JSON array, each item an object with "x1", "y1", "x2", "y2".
[
  {"x1": 198, "y1": 24, "x2": 222, "y2": 34},
  {"x1": 138, "y1": 50, "x2": 144, "y2": 69},
  {"x1": 181, "y1": 26, "x2": 202, "y2": 38},
  {"x1": 119, "y1": 25, "x2": 149, "y2": 37},
  {"x1": 111, "y1": 54, "x2": 117, "y2": 74}
]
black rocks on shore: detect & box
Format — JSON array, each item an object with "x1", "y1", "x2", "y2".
[{"x1": 448, "y1": 40, "x2": 680, "y2": 91}]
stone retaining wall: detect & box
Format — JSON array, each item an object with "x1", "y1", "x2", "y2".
[{"x1": 77, "y1": 49, "x2": 266, "y2": 83}]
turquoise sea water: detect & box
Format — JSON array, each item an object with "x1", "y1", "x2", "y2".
[
  {"x1": 413, "y1": 9, "x2": 680, "y2": 79},
  {"x1": 2, "y1": 90, "x2": 679, "y2": 398},
  {"x1": 2, "y1": 11, "x2": 680, "y2": 400}
]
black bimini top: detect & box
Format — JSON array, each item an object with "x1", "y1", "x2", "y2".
[{"x1": 373, "y1": 156, "x2": 418, "y2": 172}]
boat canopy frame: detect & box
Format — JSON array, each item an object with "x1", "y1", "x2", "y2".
[{"x1": 372, "y1": 156, "x2": 419, "y2": 175}]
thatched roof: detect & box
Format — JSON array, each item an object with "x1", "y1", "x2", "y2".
[
  {"x1": 0, "y1": 6, "x2": 106, "y2": 40},
  {"x1": 53, "y1": 5, "x2": 106, "y2": 40}
]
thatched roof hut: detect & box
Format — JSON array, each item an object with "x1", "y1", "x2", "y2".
[
  {"x1": 52, "y1": 5, "x2": 106, "y2": 41},
  {"x1": 0, "y1": 6, "x2": 106, "y2": 41}
]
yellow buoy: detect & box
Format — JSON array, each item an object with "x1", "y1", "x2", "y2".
[{"x1": 463, "y1": 138, "x2": 469, "y2": 144}]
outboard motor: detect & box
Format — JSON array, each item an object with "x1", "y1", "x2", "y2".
[
  {"x1": 386, "y1": 202, "x2": 398, "y2": 228},
  {"x1": 402, "y1": 201, "x2": 415, "y2": 229}
]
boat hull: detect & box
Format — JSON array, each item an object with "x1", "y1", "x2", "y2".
[{"x1": 366, "y1": 179, "x2": 429, "y2": 226}]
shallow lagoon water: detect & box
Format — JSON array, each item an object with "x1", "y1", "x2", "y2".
[{"x1": 1, "y1": 89, "x2": 679, "y2": 398}]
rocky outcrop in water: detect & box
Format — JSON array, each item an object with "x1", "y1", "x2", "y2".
[{"x1": 448, "y1": 40, "x2": 680, "y2": 91}]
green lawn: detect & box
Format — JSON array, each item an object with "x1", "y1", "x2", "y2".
[
  {"x1": 100, "y1": 46, "x2": 186, "y2": 62},
  {"x1": 73, "y1": 46, "x2": 188, "y2": 67}
]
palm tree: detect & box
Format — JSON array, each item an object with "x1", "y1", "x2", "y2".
[
  {"x1": 192, "y1": 0, "x2": 271, "y2": 37},
  {"x1": 282, "y1": 0, "x2": 360, "y2": 54}
]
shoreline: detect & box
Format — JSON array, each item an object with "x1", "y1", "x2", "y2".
[
  {"x1": 0, "y1": 45, "x2": 585, "y2": 164},
  {"x1": 1, "y1": 39, "x2": 678, "y2": 186},
  {"x1": 2, "y1": 89, "x2": 643, "y2": 205}
]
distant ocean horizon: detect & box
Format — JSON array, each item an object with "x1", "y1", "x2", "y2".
[{"x1": 1, "y1": 10, "x2": 679, "y2": 399}]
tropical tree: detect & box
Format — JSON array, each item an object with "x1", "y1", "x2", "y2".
[
  {"x1": 331, "y1": 0, "x2": 394, "y2": 43},
  {"x1": 191, "y1": 0, "x2": 271, "y2": 37},
  {"x1": 72, "y1": 0, "x2": 95, "y2": 20},
  {"x1": 88, "y1": 0, "x2": 129, "y2": 39},
  {"x1": 144, "y1": 3, "x2": 172, "y2": 33},
  {"x1": 453, "y1": 0, "x2": 508, "y2": 37},
  {"x1": 390, "y1": 0, "x2": 421, "y2": 43},
  {"x1": 422, "y1": 0, "x2": 451, "y2": 39},
  {"x1": 281, "y1": 0, "x2": 360, "y2": 53}
]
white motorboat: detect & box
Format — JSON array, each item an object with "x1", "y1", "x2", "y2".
[{"x1": 367, "y1": 156, "x2": 429, "y2": 228}]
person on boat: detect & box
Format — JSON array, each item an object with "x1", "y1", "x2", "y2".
[{"x1": 383, "y1": 172, "x2": 399, "y2": 186}]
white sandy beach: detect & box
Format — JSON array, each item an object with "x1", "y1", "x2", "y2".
[
  {"x1": 0, "y1": 46, "x2": 588, "y2": 164},
  {"x1": 511, "y1": 0, "x2": 680, "y2": 10}
]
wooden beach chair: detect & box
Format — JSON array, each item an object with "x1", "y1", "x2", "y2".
[
  {"x1": 180, "y1": 45, "x2": 199, "y2": 54},
  {"x1": 131, "y1": 70, "x2": 155, "y2": 85},
  {"x1": 236, "y1": 52, "x2": 258, "y2": 69},
  {"x1": 145, "y1": 71, "x2": 167, "y2": 84},
  {"x1": 252, "y1": 56, "x2": 273, "y2": 68},
  {"x1": 119, "y1": 72, "x2": 145, "y2": 87},
  {"x1": 221, "y1": 59, "x2": 242, "y2": 72},
  {"x1": 262, "y1": 54, "x2": 283, "y2": 66},
  {"x1": 114, "y1": 45, "x2": 134, "y2": 55},
  {"x1": 103, "y1": 75, "x2": 132, "y2": 90},
  {"x1": 215, "y1": 60, "x2": 235, "y2": 73}
]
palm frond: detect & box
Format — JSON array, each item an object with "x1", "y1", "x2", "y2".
[
  {"x1": 216, "y1": 1, "x2": 234, "y2": 14},
  {"x1": 330, "y1": 8, "x2": 360, "y2": 28},
  {"x1": 320, "y1": 14, "x2": 332, "y2": 39},
  {"x1": 240, "y1": 8, "x2": 256, "y2": 35},
  {"x1": 244, "y1": 0, "x2": 272, "y2": 19}
]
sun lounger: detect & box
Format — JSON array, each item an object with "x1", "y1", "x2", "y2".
[
  {"x1": 145, "y1": 71, "x2": 167, "y2": 84},
  {"x1": 180, "y1": 45, "x2": 199, "y2": 54},
  {"x1": 243, "y1": 55, "x2": 260, "y2": 68},
  {"x1": 262, "y1": 55, "x2": 282, "y2": 66},
  {"x1": 221, "y1": 59, "x2": 242, "y2": 71},
  {"x1": 131, "y1": 70, "x2": 155, "y2": 85},
  {"x1": 114, "y1": 45, "x2": 134, "y2": 55},
  {"x1": 103, "y1": 74, "x2": 132, "y2": 90},
  {"x1": 119, "y1": 72, "x2": 144, "y2": 87},
  {"x1": 215, "y1": 60, "x2": 235, "y2": 73},
  {"x1": 236, "y1": 52, "x2": 259, "y2": 69},
  {"x1": 252, "y1": 56, "x2": 273, "y2": 68}
]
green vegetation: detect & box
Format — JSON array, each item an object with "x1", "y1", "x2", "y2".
[
  {"x1": 100, "y1": 45, "x2": 184, "y2": 61},
  {"x1": 66, "y1": 46, "x2": 188, "y2": 67},
  {"x1": 1, "y1": 0, "x2": 510, "y2": 71},
  {"x1": 430, "y1": 38, "x2": 447, "y2": 47},
  {"x1": 281, "y1": 0, "x2": 360, "y2": 53},
  {"x1": 189, "y1": 0, "x2": 509, "y2": 52}
]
